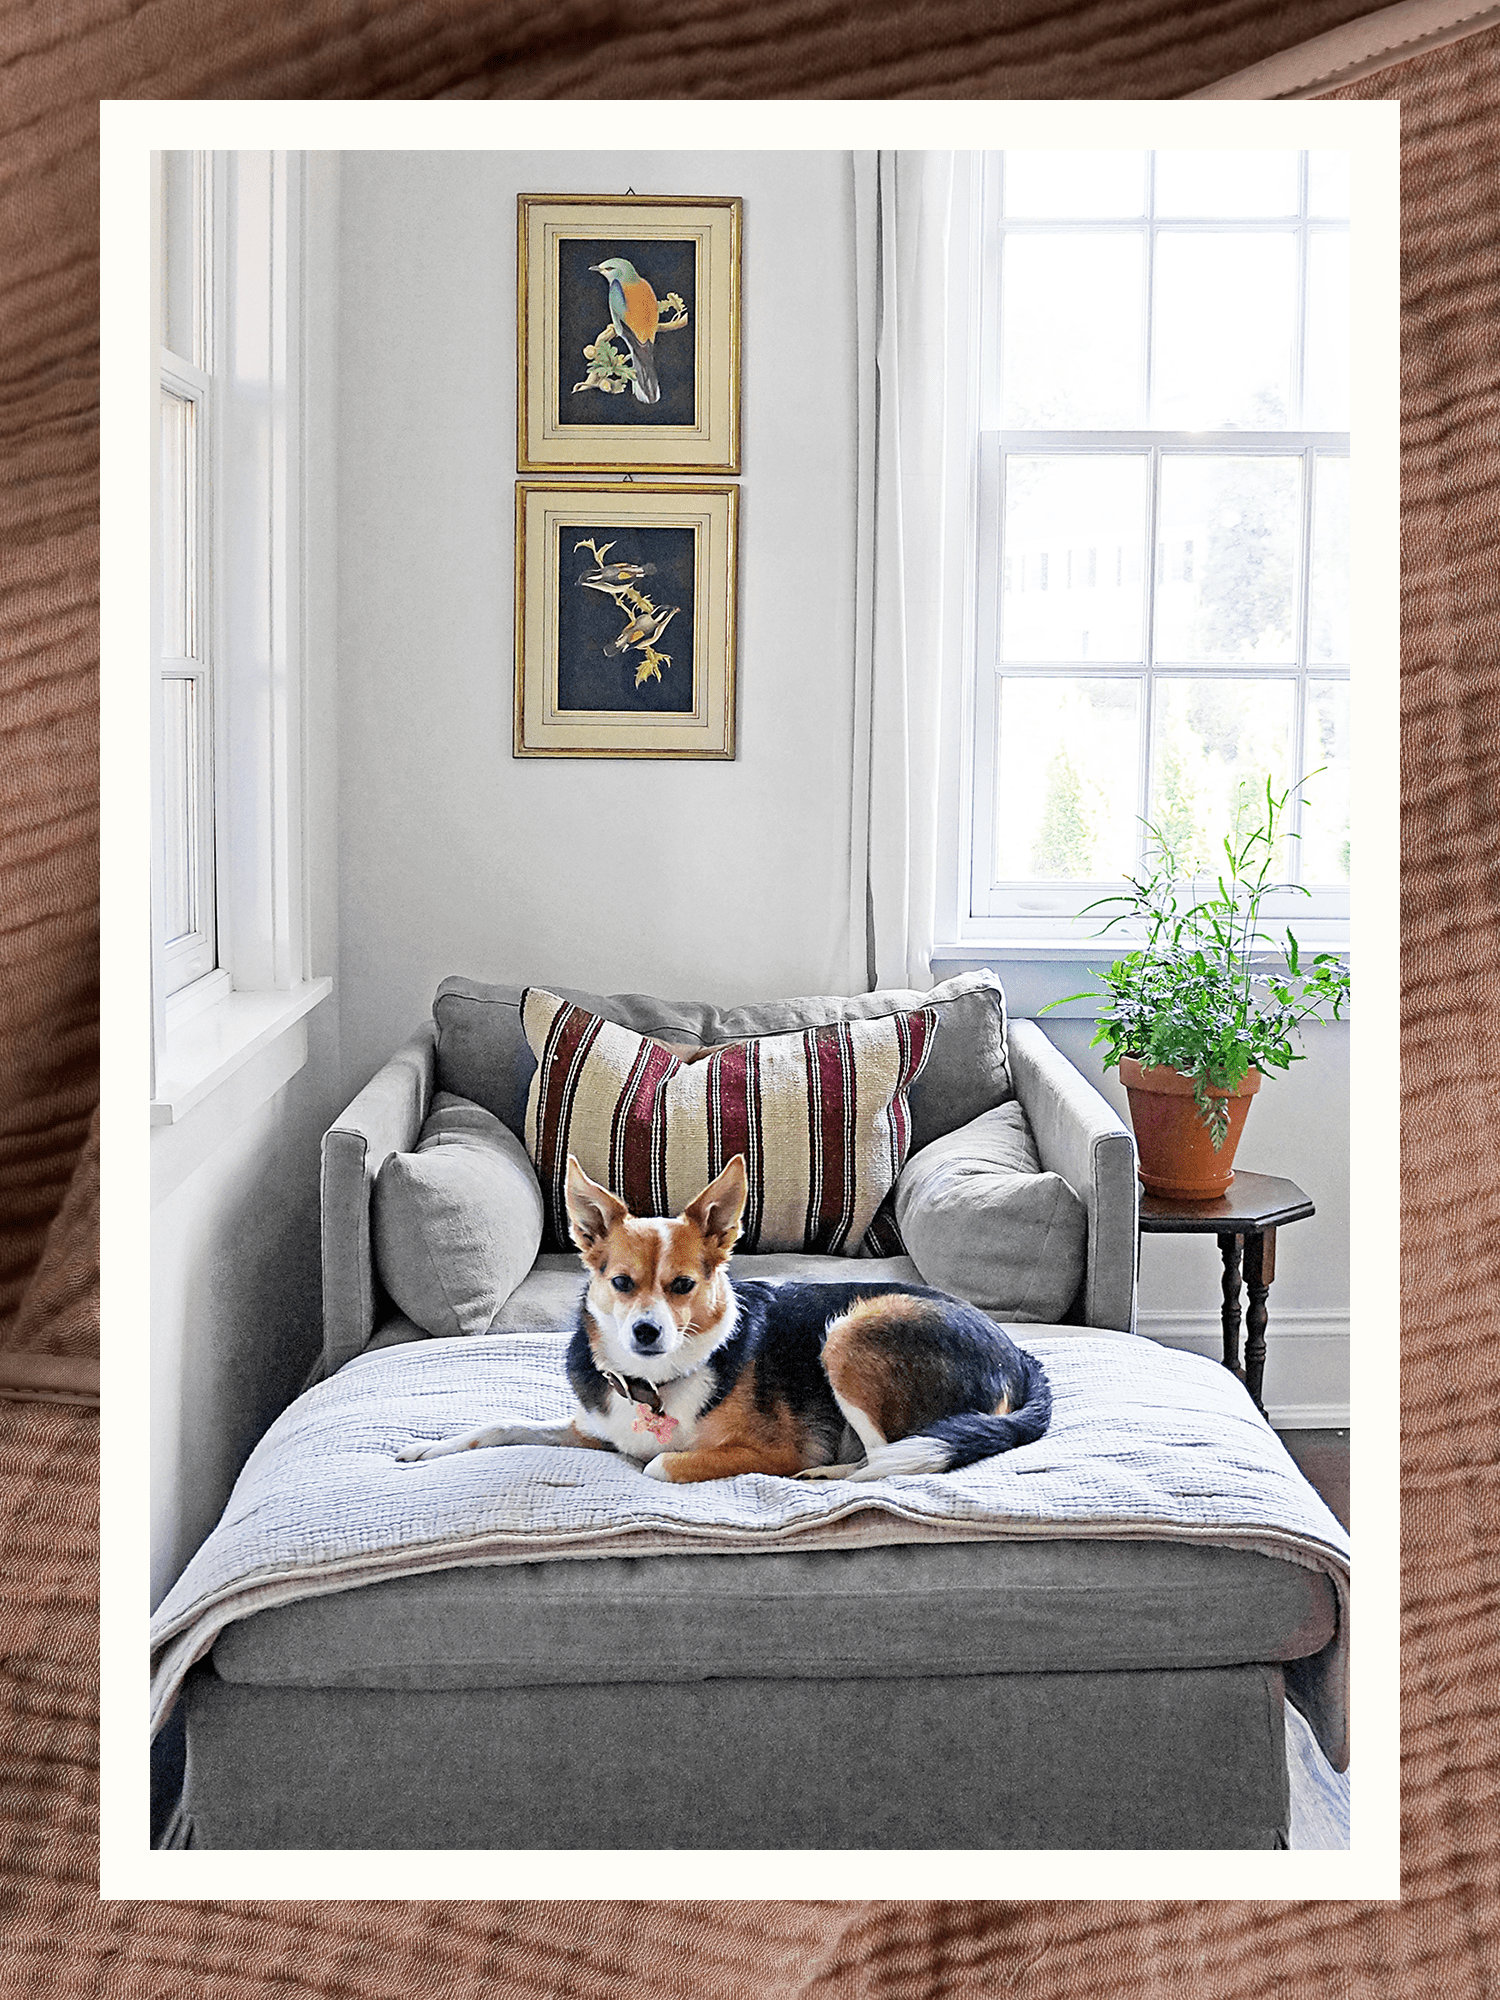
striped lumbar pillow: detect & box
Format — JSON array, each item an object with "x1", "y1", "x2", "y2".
[{"x1": 521, "y1": 987, "x2": 938, "y2": 1255}]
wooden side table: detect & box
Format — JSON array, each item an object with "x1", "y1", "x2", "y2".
[{"x1": 1137, "y1": 1171, "x2": 1315, "y2": 1418}]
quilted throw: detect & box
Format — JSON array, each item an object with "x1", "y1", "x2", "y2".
[{"x1": 149, "y1": 1329, "x2": 1351, "y2": 1768}]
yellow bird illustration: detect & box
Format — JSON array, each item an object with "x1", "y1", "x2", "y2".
[
  {"x1": 573, "y1": 538, "x2": 656, "y2": 596},
  {"x1": 603, "y1": 600, "x2": 679, "y2": 662}
]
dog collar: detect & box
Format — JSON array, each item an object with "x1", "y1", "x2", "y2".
[{"x1": 603, "y1": 1370, "x2": 665, "y2": 1415}]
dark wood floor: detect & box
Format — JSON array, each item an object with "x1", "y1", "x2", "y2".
[{"x1": 1275, "y1": 1429, "x2": 1349, "y2": 1529}]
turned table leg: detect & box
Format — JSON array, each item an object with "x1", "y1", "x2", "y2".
[
  {"x1": 1217, "y1": 1231, "x2": 1243, "y2": 1376},
  {"x1": 1241, "y1": 1228, "x2": 1276, "y2": 1418}
]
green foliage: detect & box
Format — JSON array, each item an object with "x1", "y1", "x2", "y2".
[
  {"x1": 1045, "y1": 776, "x2": 1351, "y2": 1148},
  {"x1": 1153, "y1": 739, "x2": 1206, "y2": 876},
  {"x1": 1029, "y1": 747, "x2": 1093, "y2": 878},
  {"x1": 572, "y1": 332, "x2": 636, "y2": 396},
  {"x1": 1196, "y1": 453, "x2": 1294, "y2": 662}
]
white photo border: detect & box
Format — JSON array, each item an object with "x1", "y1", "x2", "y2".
[{"x1": 101, "y1": 94, "x2": 1400, "y2": 1903}]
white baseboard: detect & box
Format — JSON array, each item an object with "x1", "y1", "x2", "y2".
[{"x1": 1134, "y1": 1309, "x2": 1350, "y2": 1429}]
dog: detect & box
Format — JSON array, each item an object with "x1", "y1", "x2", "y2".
[{"x1": 397, "y1": 1153, "x2": 1051, "y2": 1484}]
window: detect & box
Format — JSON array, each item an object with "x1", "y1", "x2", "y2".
[
  {"x1": 156, "y1": 152, "x2": 218, "y2": 996},
  {"x1": 963, "y1": 149, "x2": 1351, "y2": 943}
]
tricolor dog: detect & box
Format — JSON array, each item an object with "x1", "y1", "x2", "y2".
[{"x1": 397, "y1": 1154, "x2": 1051, "y2": 1483}]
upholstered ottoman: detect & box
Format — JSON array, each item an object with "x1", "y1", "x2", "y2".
[{"x1": 154, "y1": 1327, "x2": 1350, "y2": 1851}]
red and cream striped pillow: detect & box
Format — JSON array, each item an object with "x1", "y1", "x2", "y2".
[{"x1": 521, "y1": 987, "x2": 937, "y2": 1256}]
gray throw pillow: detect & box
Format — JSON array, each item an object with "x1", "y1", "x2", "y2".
[
  {"x1": 372, "y1": 1092, "x2": 544, "y2": 1338},
  {"x1": 894, "y1": 1101, "x2": 1087, "y2": 1323}
]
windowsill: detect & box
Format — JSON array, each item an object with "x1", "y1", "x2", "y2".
[
  {"x1": 151, "y1": 977, "x2": 333, "y2": 1127},
  {"x1": 931, "y1": 937, "x2": 1352, "y2": 1020},
  {"x1": 932, "y1": 929, "x2": 1353, "y2": 962}
]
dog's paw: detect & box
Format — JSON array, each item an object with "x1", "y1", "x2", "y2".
[
  {"x1": 395, "y1": 1426, "x2": 494, "y2": 1463},
  {"x1": 795, "y1": 1461, "x2": 863, "y2": 1482},
  {"x1": 641, "y1": 1452, "x2": 676, "y2": 1482}
]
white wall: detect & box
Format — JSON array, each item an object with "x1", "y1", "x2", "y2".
[
  {"x1": 149, "y1": 1017, "x2": 338, "y2": 1604},
  {"x1": 335, "y1": 151, "x2": 861, "y2": 1103}
]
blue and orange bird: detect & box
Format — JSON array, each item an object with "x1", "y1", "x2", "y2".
[{"x1": 589, "y1": 256, "x2": 661, "y2": 405}]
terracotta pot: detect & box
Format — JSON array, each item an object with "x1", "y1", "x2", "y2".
[{"x1": 1119, "y1": 1056, "x2": 1262, "y2": 1201}]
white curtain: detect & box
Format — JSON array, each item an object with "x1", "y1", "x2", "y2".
[{"x1": 848, "y1": 150, "x2": 956, "y2": 994}]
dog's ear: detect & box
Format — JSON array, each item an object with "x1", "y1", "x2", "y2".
[
  {"x1": 683, "y1": 1155, "x2": 748, "y2": 1257},
  {"x1": 564, "y1": 1156, "x2": 628, "y2": 1255}
]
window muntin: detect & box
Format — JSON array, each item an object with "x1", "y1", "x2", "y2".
[{"x1": 971, "y1": 150, "x2": 1351, "y2": 928}]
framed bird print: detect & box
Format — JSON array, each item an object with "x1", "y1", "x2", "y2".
[
  {"x1": 517, "y1": 194, "x2": 742, "y2": 474},
  {"x1": 514, "y1": 482, "x2": 738, "y2": 758}
]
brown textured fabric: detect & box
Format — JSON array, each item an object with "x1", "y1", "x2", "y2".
[
  {"x1": 0, "y1": 0, "x2": 1399, "y2": 106},
  {"x1": 0, "y1": 2, "x2": 1495, "y2": 1993},
  {"x1": 6, "y1": 1110, "x2": 98, "y2": 1364}
]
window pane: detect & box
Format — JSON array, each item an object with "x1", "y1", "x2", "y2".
[
  {"x1": 161, "y1": 677, "x2": 200, "y2": 944},
  {"x1": 1153, "y1": 150, "x2": 1300, "y2": 217},
  {"x1": 1308, "y1": 151, "x2": 1351, "y2": 218},
  {"x1": 995, "y1": 678, "x2": 1141, "y2": 881},
  {"x1": 1001, "y1": 456, "x2": 1148, "y2": 662},
  {"x1": 161, "y1": 152, "x2": 204, "y2": 366},
  {"x1": 1303, "y1": 231, "x2": 1351, "y2": 429},
  {"x1": 1152, "y1": 233, "x2": 1297, "y2": 428},
  {"x1": 160, "y1": 389, "x2": 195, "y2": 659},
  {"x1": 1299, "y1": 683, "x2": 1351, "y2": 884},
  {"x1": 1003, "y1": 152, "x2": 1147, "y2": 218},
  {"x1": 1309, "y1": 456, "x2": 1350, "y2": 663},
  {"x1": 1150, "y1": 678, "x2": 1294, "y2": 877},
  {"x1": 1001, "y1": 234, "x2": 1145, "y2": 428},
  {"x1": 1154, "y1": 456, "x2": 1300, "y2": 664}
]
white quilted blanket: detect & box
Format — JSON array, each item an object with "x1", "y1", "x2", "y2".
[{"x1": 150, "y1": 1328, "x2": 1351, "y2": 1767}]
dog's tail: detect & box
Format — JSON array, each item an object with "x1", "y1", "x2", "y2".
[
  {"x1": 932, "y1": 1345, "x2": 1052, "y2": 1470},
  {"x1": 857, "y1": 1346, "x2": 1052, "y2": 1478}
]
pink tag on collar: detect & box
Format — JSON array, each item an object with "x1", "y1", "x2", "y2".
[{"x1": 632, "y1": 1406, "x2": 679, "y2": 1442}]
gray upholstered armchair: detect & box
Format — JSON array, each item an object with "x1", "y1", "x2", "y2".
[{"x1": 318, "y1": 970, "x2": 1137, "y2": 1381}]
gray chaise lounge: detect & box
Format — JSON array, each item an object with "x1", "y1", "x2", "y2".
[{"x1": 168, "y1": 971, "x2": 1346, "y2": 1849}]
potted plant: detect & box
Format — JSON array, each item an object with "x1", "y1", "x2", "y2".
[{"x1": 1051, "y1": 778, "x2": 1352, "y2": 1201}]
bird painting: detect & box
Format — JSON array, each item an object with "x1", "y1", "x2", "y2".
[
  {"x1": 570, "y1": 255, "x2": 689, "y2": 404},
  {"x1": 572, "y1": 538, "x2": 657, "y2": 596},
  {"x1": 571, "y1": 541, "x2": 683, "y2": 689},
  {"x1": 589, "y1": 256, "x2": 662, "y2": 404},
  {"x1": 603, "y1": 598, "x2": 680, "y2": 686}
]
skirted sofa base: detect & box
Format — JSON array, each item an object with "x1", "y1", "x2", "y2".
[
  {"x1": 183, "y1": 1661, "x2": 1293, "y2": 1851},
  {"x1": 182, "y1": 1532, "x2": 1325, "y2": 1849}
]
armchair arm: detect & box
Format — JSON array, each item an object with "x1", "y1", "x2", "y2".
[
  {"x1": 319, "y1": 1024, "x2": 436, "y2": 1379},
  {"x1": 1005, "y1": 1019, "x2": 1139, "y2": 1333}
]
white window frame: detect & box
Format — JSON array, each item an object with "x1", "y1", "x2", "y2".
[
  {"x1": 943, "y1": 149, "x2": 1351, "y2": 958},
  {"x1": 150, "y1": 149, "x2": 330, "y2": 1124},
  {"x1": 155, "y1": 153, "x2": 220, "y2": 1000}
]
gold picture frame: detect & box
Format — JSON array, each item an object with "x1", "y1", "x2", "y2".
[
  {"x1": 514, "y1": 482, "x2": 738, "y2": 759},
  {"x1": 517, "y1": 194, "x2": 741, "y2": 474}
]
